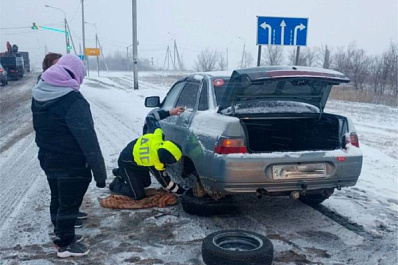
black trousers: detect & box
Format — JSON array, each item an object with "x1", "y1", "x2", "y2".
[
  {"x1": 45, "y1": 168, "x2": 91, "y2": 247},
  {"x1": 110, "y1": 157, "x2": 152, "y2": 200}
]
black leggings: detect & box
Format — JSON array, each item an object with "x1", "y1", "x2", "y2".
[{"x1": 46, "y1": 168, "x2": 91, "y2": 247}]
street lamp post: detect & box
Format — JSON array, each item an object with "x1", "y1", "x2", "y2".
[
  {"x1": 85, "y1": 22, "x2": 100, "y2": 77},
  {"x1": 238, "y1": 36, "x2": 246, "y2": 69},
  {"x1": 44, "y1": 4, "x2": 70, "y2": 54}
]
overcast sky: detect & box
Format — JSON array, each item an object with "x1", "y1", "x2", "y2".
[{"x1": 1, "y1": 0, "x2": 397, "y2": 69}]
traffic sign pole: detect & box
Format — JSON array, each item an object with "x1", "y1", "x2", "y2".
[{"x1": 257, "y1": 45, "x2": 262, "y2": 66}]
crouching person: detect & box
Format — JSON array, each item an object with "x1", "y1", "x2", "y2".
[{"x1": 110, "y1": 107, "x2": 185, "y2": 199}]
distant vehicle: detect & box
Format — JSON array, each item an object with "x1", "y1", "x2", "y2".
[
  {"x1": 144, "y1": 66, "x2": 363, "y2": 215},
  {"x1": 18, "y1": 52, "x2": 30, "y2": 72},
  {"x1": 0, "y1": 63, "x2": 8, "y2": 86},
  {"x1": 0, "y1": 53, "x2": 24, "y2": 80}
]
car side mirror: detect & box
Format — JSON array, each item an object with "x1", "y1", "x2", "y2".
[{"x1": 145, "y1": 96, "x2": 160, "y2": 107}]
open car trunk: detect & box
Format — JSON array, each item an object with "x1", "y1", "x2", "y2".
[{"x1": 241, "y1": 113, "x2": 346, "y2": 152}]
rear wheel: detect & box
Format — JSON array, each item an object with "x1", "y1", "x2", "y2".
[
  {"x1": 181, "y1": 189, "x2": 239, "y2": 217},
  {"x1": 202, "y1": 230, "x2": 274, "y2": 265}
]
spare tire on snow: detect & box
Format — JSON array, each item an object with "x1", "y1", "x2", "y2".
[
  {"x1": 202, "y1": 230, "x2": 274, "y2": 265},
  {"x1": 181, "y1": 189, "x2": 239, "y2": 217}
]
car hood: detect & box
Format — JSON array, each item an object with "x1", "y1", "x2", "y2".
[{"x1": 218, "y1": 66, "x2": 350, "y2": 115}]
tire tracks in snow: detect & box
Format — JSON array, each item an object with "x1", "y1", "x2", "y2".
[{"x1": 0, "y1": 134, "x2": 42, "y2": 230}]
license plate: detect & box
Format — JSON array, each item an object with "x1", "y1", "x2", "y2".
[{"x1": 272, "y1": 163, "x2": 327, "y2": 179}]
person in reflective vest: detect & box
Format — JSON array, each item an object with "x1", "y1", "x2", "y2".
[{"x1": 110, "y1": 107, "x2": 185, "y2": 199}]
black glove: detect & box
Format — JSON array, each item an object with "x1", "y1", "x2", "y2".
[{"x1": 96, "y1": 181, "x2": 106, "y2": 188}]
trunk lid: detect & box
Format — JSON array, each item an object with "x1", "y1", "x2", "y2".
[{"x1": 218, "y1": 66, "x2": 350, "y2": 116}]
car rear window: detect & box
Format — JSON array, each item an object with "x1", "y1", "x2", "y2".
[
  {"x1": 235, "y1": 79, "x2": 329, "y2": 98},
  {"x1": 212, "y1": 78, "x2": 230, "y2": 105}
]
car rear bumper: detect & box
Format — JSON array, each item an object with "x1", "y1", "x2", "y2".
[{"x1": 206, "y1": 149, "x2": 363, "y2": 194}]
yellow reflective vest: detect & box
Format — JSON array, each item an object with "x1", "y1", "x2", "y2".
[{"x1": 133, "y1": 128, "x2": 165, "y2": 171}]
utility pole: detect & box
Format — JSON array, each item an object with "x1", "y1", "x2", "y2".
[
  {"x1": 97, "y1": 37, "x2": 109, "y2": 71},
  {"x1": 86, "y1": 22, "x2": 100, "y2": 77},
  {"x1": 66, "y1": 21, "x2": 77, "y2": 55},
  {"x1": 64, "y1": 18, "x2": 70, "y2": 54},
  {"x1": 81, "y1": 0, "x2": 89, "y2": 76},
  {"x1": 132, "y1": 0, "x2": 138, "y2": 89},
  {"x1": 240, "y1": 43, "x2": 246, "y2": 69},
  {"x1": 95, "y1": 34, "x2": 100, "y2": 77}
]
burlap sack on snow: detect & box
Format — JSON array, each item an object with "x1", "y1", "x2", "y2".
[{"x1": 100, "y1": 188, "x2": 178, "y2": 209}]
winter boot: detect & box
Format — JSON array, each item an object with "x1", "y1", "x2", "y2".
[
  {"x1": 74, "y1": 219, "x2": 84, "y2": 228},
  {"x1": 56, "y1": 242, "x2": 90, "y2": 258},
  {"x1": 77, "y1": 211, "x2": 88, "y2": 220},
  {"x1": 112, "y1": 168, "x2": 120, "y2": 177}
]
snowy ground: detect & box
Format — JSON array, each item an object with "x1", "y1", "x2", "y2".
[{"x1": 0, "y1": 71, "x2": 397, "y2": 265}]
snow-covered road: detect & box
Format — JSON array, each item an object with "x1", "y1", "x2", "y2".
[{"x1": 0, "y1": 71, "x2": 396, "y2": 265}]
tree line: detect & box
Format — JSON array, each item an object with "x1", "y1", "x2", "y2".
[{"x1": 194, "y1": 42, "x2": 397, "y2": 97}]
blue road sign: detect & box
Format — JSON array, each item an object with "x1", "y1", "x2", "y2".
[{"x1": 257, "y1": 16, "x2": 308, "y2": 46}]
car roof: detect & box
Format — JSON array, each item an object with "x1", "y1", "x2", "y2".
[{"x1": 175, "y1": 71, "x2": 232, "y2": 83}]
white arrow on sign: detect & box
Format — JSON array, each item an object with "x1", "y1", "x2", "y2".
[
  {"x1": 293, "y1": 23, "x2": 306, "y2": 45},
  {"x1": 260, "y1": 22, "x2": 272, "y2": 44},
  {"x1": 280, "y1": 20, "x2": 286, "y2": 45}
]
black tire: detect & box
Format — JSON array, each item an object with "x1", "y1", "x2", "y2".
[
  {"x1": 299, "y1": 191, "x2": 333, "y2": 205},
  {"x1": 202, "y1": 230, "x2": 274, "y2": 265},
  {"x1": 181, "y1": 189, "x2": 239, "y2": 217}
]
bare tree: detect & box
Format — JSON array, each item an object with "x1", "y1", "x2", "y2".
[
  {"x1": 194, "y1": 49, "x2": 219, "y2": 72},
  {"x1": 218, "y1": 52, "x2": 227, "y2": 71},
  {"x1": 332, "y1": 46, "x2": 350, "y2": 74},
  {"x1": 350, "y1": 47, "x2": 369, "y2": 90},
  {"x1": 262, "y1": 45, "x2": 284, "y2": 65},
  {"x1": 316, "y1": 45, "x2": 333, "y2": 69},
  {"x1": 384, "y1": 42, "x2": 398, "y2": 96},
  {"x1": 287, "y1": 47, "x2": 305, "y2": 65},
  {"x1": 368, "y1": 56, "x2": 382, "y2": 93},
  {"x1": 303, "y1": 47, "x2": 318, "y2": 67}
]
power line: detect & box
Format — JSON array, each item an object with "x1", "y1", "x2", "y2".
[{"x1": 69, "y1": 2, "x2": 81, "y2": 23}]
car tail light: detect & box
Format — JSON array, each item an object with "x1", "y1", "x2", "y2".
[
  {"x1": 215, "y1": 138, "x2": 247, "y2": 154},
  {"x1": 345, "y1": 132, "x2": 359, "y2": 148}
]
